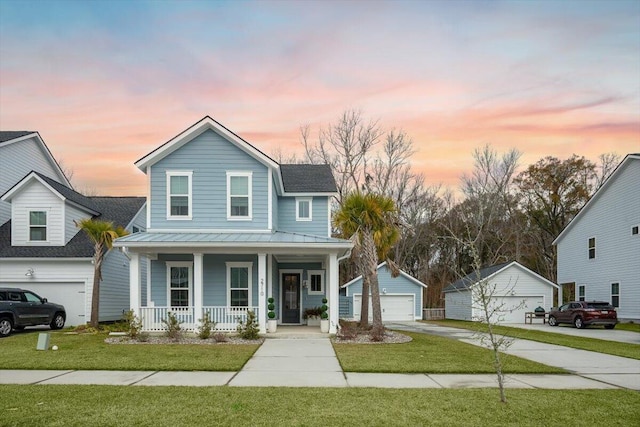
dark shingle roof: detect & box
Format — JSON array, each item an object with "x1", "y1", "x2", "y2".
[
  {"x1": 443, "y1": 262, "x2": 512, "y2": 292},
  {"x1": 33, "y1": 172, "x2": 99, "y2": 213},
  {"x1": 0, "y1": 131, "x2": 34, "y2": 143},
  {"x1": 0, "y1": 195, "x2": 145, "y2": 258},
  {"x1": 280, "y1": 164, "x2": 337, "y2": 193}
]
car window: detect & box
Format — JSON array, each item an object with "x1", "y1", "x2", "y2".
[
  {"x1": 0, "y1": 291, "x2": 5, "y2": 301},
  {"x1": 559, "y1": 304, "x2": 569, "y2": 312},
  {"x1": 587, "y1": 302, "x2": 612, "y2": 309},
  {"x1": 569, "y1": 303, "x2": 581, "y2": 309},
  {"x1": 24, "y1": 292, "x2": 42, "y2": 303},
  {"x1": 8, "y1": 292, "x2": 23, "y2": 302}
]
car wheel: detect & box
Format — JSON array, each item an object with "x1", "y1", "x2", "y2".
[
  {"x1": 0, "y1": 317, "x2": 13, "y2": 337},
  {"x1": 574, "y1": 317, "x2": 585, "y2": 329},
  {"x1": 50, "y1": 313, "x2": 65, "y2": 330},
  {"x1": 604, "y1": 324, "x2": 615, "y2": 330},
  {"x1": 548, "y1": 316, "x2": 558, "y2": 326}
]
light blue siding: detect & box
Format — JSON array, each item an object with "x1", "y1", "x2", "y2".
[
  {"x1": 271, "y1": 174, "x2": 278, "y2": 229},
  {"x1": 148, "y1": 129, "x2": 269, "y2": 230},
  {"x1": 276, "y1": 262, "x2": 324, "y2": 314},
  {"x1": 277, "y1": 196, "x2": 329, "y2": 236},
  {"x1": 100, "y1": 249, "x2": 131, "y2": 321}
]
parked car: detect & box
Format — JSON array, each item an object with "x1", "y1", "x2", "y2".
[
  {"x1": 548, "y1": 301, "x2": 617, "y2": 329},
  {"x1": 0, "y1": 287, "x2": 66, "y2": 337}
]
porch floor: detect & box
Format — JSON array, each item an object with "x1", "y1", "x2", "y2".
[{"x1": 265, "y1": 325, "x2": 330, "y2": 339}]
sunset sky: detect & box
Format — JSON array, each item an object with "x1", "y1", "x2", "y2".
[{"x1": 1, "y1": 0, "x2": 638, "y2": 196}]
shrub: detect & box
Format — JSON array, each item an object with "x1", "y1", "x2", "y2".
[
  {"x1": 236, "y1": 310, "x2": 260, "y2": 340},
  {"x1": 162, "y1": 311, "x2": 183, "y2": 340},
  {"x1": 303, "y1": 307, "x2": 322, "y2": 319},
  {"x1": 197, "y1": 312, "x2": 216, "y2": 340},
  {"x1": 369, "y1": 325, "x2": 386, "y2": 342},
  {"x1": 320, "y1": 298, "x2": 329, "y2": 320},
  {"x1": 212, "y1": 332, "x2": 229, "y2": 343},
  {"x1": 268, "y1": 297, "x2": 276, "y2": 319},
  {"x1": 123, "y1": 310, "x2": 143, "y2": 339},
  {"x1": 137, "y1": 331, "x2": 150, "y2": 342},
  {"x1": 337, "y1": 321, "x2": 358, "y2": 340}
]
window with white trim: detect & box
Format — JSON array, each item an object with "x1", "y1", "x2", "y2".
[
  {"x1": 307, "y1": 270, "x2": 324, "y2": 295},
  {"x1": 227, "y1": 172, "x2": 252, "y2": 219},
  {"x1": 611, "y1": 283, "x2": 619, "y2": 308},
  {"x1": 166, "y1": 171, "x2": 192, "y2": 219},
  {"x1": 296, "y1": 197, "x2": 312, "y2": 221},
  {"x1": 29, "y1": 211, "x2": 47, "y2": 241},
  {"x1": 588, "y1": 237, "x2": 595, "y2": 259},
  {"x1": 227, "y1": 262, "x2": 252, "y2": 307},
  {"x1": 578, "y1": 285, "x2": 586, "y2": 302},
  {"x1": 167, "y1": 262, "x2": 192, "y2": 307}
]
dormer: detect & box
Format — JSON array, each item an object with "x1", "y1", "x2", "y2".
[{"x1": 1, "y1": 172, "x2": 99, "y2": 246}]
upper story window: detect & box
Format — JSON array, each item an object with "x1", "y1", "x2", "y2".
[
  {"x1": 578, "y1": 285, "x2": 585, "y2": 301},
  {"x1": 588, "y1": 237, "x2": 595, "y2": 259},
  {"x1": 167, "y1": 262, "x2": 192, "y2": 307},
  {"x1": 611, "y1": 283, "x2": 620, "y2": 308},
  {"x1": 307, "y1": 270, "x2": 324, "y2": 295},
  {"x1": 166, "y1": 171, "x2": 192, "y2": 220},
  {"x1": 227, "y1": 262, "x2": 252, "y2": 307},
  {"x1": 633, "y1": 226, "x2": 639, "y2": 235},
  {"x1": 227, "y1": 172, "x2": 252, "y2": 220},
  {"x1": 296, "y1": 197, "x2": 312, "y2": 221},
  {"x1": 29, "y1": 211, "x2": 47, "y2": 241}
]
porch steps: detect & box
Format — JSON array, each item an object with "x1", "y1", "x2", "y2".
[{"x1": 264, "y1": 326, "x2": 330, "y2": 339}]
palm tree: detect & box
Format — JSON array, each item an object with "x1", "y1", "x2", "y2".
[
  {"x1": 333, "y1": 192, "x2": 400, "y2": 332},
  {"x1": 76, "y1": 219, "x2": 128, "y2": 328}
]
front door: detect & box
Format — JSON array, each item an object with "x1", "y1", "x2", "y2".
[{"x1": 282, "y1": 273, "x2": 301, "y2": 323}]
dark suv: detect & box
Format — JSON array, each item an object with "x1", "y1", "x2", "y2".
[
  {"x1": 548, "y1": 301, "x2": 617, "y2": 329},
  {"x1": 0, "y1": 287, "x2": 66, "y2": 337}
]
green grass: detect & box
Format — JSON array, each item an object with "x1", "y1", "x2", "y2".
[
  {"x1": 0, "y1": 331, "x2": 260, "y2": 371},
  {"x1": 424, "y1": 320, "x2": 640, "y2": 360},
  {"x1": 333, "y1": 331, "x2": 565, "y2": 373},
  {"x1": 615, "y1": 322, "x2": 640, "y2": 333},
  {"x1": 2, "y1": 385, "x2": 639, "y2": 426}
]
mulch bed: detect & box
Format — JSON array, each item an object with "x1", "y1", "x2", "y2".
[
  {"x1": 332, "y1": 329, "x2": 412, "y2": 344},
  {"x1": 105, "y1": 335, "x2": 264, "y2": 345}
]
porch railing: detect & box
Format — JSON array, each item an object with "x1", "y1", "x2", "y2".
[{"x1": 139, "y1": 306, "x2": 259, "y2": 332}]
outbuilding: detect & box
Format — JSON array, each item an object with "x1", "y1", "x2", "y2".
[{"x1": 443, "y1": 261, "x2": 558, "y2": 324}]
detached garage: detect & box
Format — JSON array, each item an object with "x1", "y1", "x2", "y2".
[
  {"x1": 341, "y1": 262, "x2": 427, "y2": 321},
  {"x1": 443, "y1": 261, "x2": 559, "y2": 324}
]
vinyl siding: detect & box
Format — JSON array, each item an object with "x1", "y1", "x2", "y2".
[
  {"x1": 10, "y1": 180, "x2": 65, "y2": 246},
  {"x1": 0, "y1": 136, "x2": 67, "y2": 225},
  {"x1": 557, "y1": 159, "x2": 640, "y2": 320},
  {"x1": 344, "y1": 267, "x2": 425, "y2": 318},
  {"x1": 445, "y1": 290, "x2": 473, "y2": 320},
  {"x1": 99, "y1": 249, "x2": 131, "y2": 321},
  {"x1": 148, "y1": 129, "x2": 269, "y2": 230},
  {"x1": 64, "y1": 203, "x2": 91, "y2": 244},
  {"x1": 277, "y1": 196, "x2": 329, "y2": 236}
]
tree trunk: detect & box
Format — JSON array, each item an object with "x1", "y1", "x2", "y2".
[
  {"x1": 363, "y1": 230, "x2": 384, "y2": 330},
  {"x1": 90, "y1": 244, "x2": 104, "y2": 328}
]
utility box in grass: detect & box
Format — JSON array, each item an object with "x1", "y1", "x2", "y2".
[{"x1": 36, "y1": 333, "x2": 50, "y2": 350}]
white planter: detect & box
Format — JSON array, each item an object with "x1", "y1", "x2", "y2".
[
  {"x1": 320, "y1": 319, "x2": 329, "y2": 333},
  {"x1": 267, "y1": 319, "x2": 278, "y2": 333},
  {"x1": 307, "y1": 317, "x2": 321, "y2": 327}
]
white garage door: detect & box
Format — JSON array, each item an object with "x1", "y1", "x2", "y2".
[
  {"x1": 488, "y1": 296, "x2": 544, "y2": 324},
  {"x1": 5, "y1": 282, "x2": 86, "y2": 326},
  {"x1": 353, "y1": 294, "x2": 414, "y2": 321}
]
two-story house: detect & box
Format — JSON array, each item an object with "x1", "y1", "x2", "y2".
[
  {"x1": 553, "y1": 153, "x2": 640, "y2": 322},
  {"x1": 0, "y1": 131, "x2": 146, "y2": 326},
  {"x1": 113, "y1": 117, "x2": 352, "y2": 334}
]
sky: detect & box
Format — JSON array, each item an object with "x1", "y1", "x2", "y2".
[{"x1": 1, "y1": 0, "x2": 639, "y2": 196}]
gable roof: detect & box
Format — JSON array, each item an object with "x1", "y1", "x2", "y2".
[
  {"x1": 135, "y1": 116, "x2": 279, "y2": 173},
  {"x1": 443, "y1": 261, "x2": 558, "y2": 293},
  {"x1": 0, "y1": 131, "x2": 71, "y2": 187},
  {"x1": 1, "y1": 172, "x2": 99, "y2": 215},
  {"x1": 280, "y1": 164, "x2": 337, "y2": 193},
  {"x1": 0, "y1": 196, "x2": 145, "y2": 258},
  {"x1": 341, "y1": 261, "x2": 428, "y2": 289},
  {"x1": 553, "y1": 153, "x2": 640, "y2": 245}
]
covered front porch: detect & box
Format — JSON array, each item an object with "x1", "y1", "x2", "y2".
[{"x1": 116, "y1": 231, "x2": 352, "y2": 334}]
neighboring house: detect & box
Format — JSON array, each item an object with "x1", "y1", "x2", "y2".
[
  {"x1": 554, "y1": 153, "x2": 640, "y2": 321},
  {"x1": 443, "y1": 261, "x2": 558, "y2": 323},
  {"x1": 0, "y1": 131, "x2": 71, "y2": 225},
  {"x1": 113, "y1": 116, "x2": 352, "y2": 334},
  {"x1": 340, "y1": 262, "x2": 427, "y2": 321},
  {"x1": 0, "y1": 171, "x2": 146, "y2": 326}
]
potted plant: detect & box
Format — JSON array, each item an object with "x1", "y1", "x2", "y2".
[
  {"x1": 320, "y1": 298, "x2": 329, "y2": 333},
  {"x1": 267, "y1": 297, "x2": 277, "y2": 333},
  {"x1": 303, "y1": 307, "x2": 322, "y2": 327}
]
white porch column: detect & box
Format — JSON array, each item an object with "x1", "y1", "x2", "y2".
[
  {"x1": 129, "y1": 251, "x2": 140, "y2": 317},
  {"x1": 328, "y1": 252, "x2": 339, "y2": 334},
  {"x1": 267, "y1": 254, "x2": 273, "y2": 299},
  {"x1": 258, "y1": 253, "x2": 267, "y2": 334},
  {"x1": 194, "y1": 253, "x2": 203, "y2": 325}
]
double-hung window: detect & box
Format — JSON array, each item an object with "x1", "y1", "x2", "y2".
[
  {"x1": 167, "y1": 171, "x2": 192, "y2": 219},
  {"x1": 29, "y1": 211, "x2": 47, "y2": 241},
  {"x1": 307, "y1": 270, "x2": 324, "y2": 295},
  {"x1": 167, "y1": 262, "x2": 192, "y2": 307},
  {"x1": 227, "y1": 172, "x2": 252, "y2": 219},
  {"x1": 611, "y1": 283, "x2": 620, "y2": 308},
  {"x1": 588, "y1": 237, "x2": 595, "y2": 259},
  {"x1": 227, "y1": 262, "x2": 252, "y2": 307},
  {"x1": 578, "y1": 285, "x2": 586, "y2": 302},
  {"x1": 296, "y1": 197, "x2": 312, "y2": 221}
]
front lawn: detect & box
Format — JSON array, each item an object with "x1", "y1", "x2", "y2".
[
  {"x1": 0, "y1": 331, "x2": 260, "y2": 371},
  {"x1": 2, "y1": 385, "x2": 638, "y2": 426},
  {"x1": 425, "y1": 320, "x2": 640, "y2": 360},
  {"x1": 333, "y1": 331, "x2": 564, "y2": 373}
]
